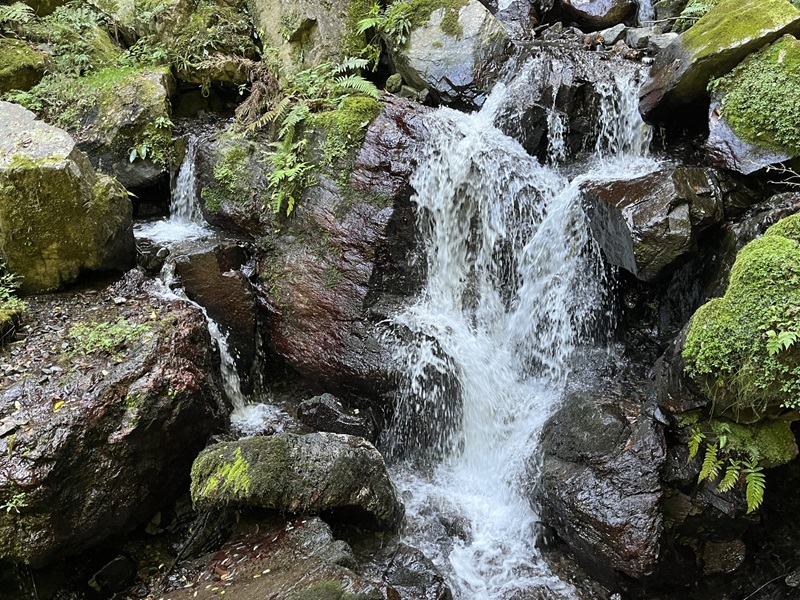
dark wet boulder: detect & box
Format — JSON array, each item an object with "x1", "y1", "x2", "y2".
[
  {"x1": 639, "y1": 0, "x2": 800, "y2": 122},
  {"x1": 534, "y1": 391, "x2": 666, "y2": 581},
  {"x1": 381, "y1": 543, "x2": 453, "y2": 600},
  {"x1": 0, "y1": 38, "x2": 45, "y2": 95},
  {"x1": 296, "y1": 393, "x2": 378, "y2": 442},
  {"x1": 170, "y1": 242, "x2": 258, "y2": 391},
  {"x1": 0, "y1": 101, "x2": 135, "y2": 293},
  {"x1": 583, "y1": 167, "x2": 724, "y2": 282},
  {"x1": 555, "y1": 0, "x2": 637, "y2": 30},
  {"x1": 480, "y1": 0, "x2": 540, "y2": 38},
  {"x1": 190, "y1": 432, "x2": 404, "y2": 530},
  {"x1": 158, "y1": 516, "x2": 388, "y2": 599},
  {"x1": 386, "y1": 0, "x2": 512, "y2": 109},
  {"x1": 0, "y1": 273, "x2": 224, "y2": 567},
  {"x1": 705, "y1": 36, "x2": 800, "y2": 174},
  {"x1": 490, "y1": 44, "x2": 648, "y2": 159}
]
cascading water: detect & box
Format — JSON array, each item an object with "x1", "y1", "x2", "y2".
[
  {"x1": 136, "y1": 136, "x2": 211, "y2": 243},
  {"x1": 384, "y1": 65, "x2": 659, "y2": 598}
]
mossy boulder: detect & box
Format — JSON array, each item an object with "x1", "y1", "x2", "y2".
[
  {"x1": 247, "y1": 0, "x2": 373, "y2": 75},
  {"x1": 25, "y1": 66, "x2": 175, "y2": 189},
  {"x1": 190, "y1": 432, "x2": 404, "y2": 530},
  {"x1": 639, "y1": 0, "x2": 800, "y2": 122},
  {"x1": 0, "y1": 101, "x2": 135, "y2": 293},
  {"x1": 386, "y1": 0, "x2": 511, "y2": 109},
  {"x1": 0, "y1": 38, "x2": 45, "y2": 95},
  {"x1": 0, "y1": 272, "x2": 224, "y2": 566},
  {"x1": 706, "y1": 35, "x2": 800, "y2": 173},
  {"x1": 682, "y1": 213, "x2": 800, "y2": 421}
]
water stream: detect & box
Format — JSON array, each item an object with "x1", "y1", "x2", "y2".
[{"x1": 383, "y1": 66, "x2": 658, "y2": 598}]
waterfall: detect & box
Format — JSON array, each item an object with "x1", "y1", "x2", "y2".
[
  {"x1": 384, "y1": 67, "x2": 658, "y2": 598},
  {"x1": 135, "y1": 135, "x2": 210, "y2": 243}
]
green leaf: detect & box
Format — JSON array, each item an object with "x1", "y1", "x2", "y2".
[
  {"x1": 688, "y1": 427, "x2": 705, "y2": 462},
  {"x1": 744, "y1": 460, "x2": 766, "y2": 513},
  {"x1": 129, "y1": 148, "x2": 138, "y2": 163},
  {"x1": 717, "y1": 460, "x2": 741, "y2": 493},
  {"x1": 698, "y1": 443, "x2": 722, "y2": 483}
]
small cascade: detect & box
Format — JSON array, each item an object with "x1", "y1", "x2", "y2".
[
  {"x1": 135, "y1": 135, "x2": 211, "y2": 243},
  {"x1": 384, "y1": 67, "x2": 658, "y2": 598}
]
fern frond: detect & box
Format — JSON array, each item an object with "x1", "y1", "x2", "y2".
[
  {"x1": 688, "y1": 427, "x2": 705, "y2": 462},
  {"x1": 279, "y1": 102, "x2": 310, "y2": 140},
  {"x1": 336, "y1": 57, "x2": 371, "y2": 74},
  {"x1": 744, "y1": 460, "x2": 766, "y2": 513},
  {"x1": 0, "y1": 2, "x2": 35, "y2": 25},
  {"x1": 334, "y1": 75, "x2": 380, "y2": 98},
  {"x1": 717, "y1": 460, "x2": 741, "y2": 493},
  {"x1": 698, "y1": 443, "x2": 722, "y2": 483},
  {"x1": 356, "y1": 16, "x2": 384, "y2": 34},
  {"x1": 247, "y1": 96, "x2": 292, "y2": 132}
]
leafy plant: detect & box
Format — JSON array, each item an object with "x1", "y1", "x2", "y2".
[
  {"x1": 698, "y1": 442, "x2": 723, "y2": 483},
  {"x1": 0, "y1": 492, "x2": 27, "y2": 514},
  {"x1": 744, "y1": 460, "x2": 766, "y2": 513},
  {"x1": 0, "y1": 2, "x2": 34, "y2": 35},
  {"x1": 357, "y1": 1, "x2": 413, "y2": 66},
  {"x1": 241, "y1": 58, "x2": 380, "y2": 216}
]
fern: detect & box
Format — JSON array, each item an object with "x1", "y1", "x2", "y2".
[
  {"x1": 744, "y1": 460, "x2": 766, "y2": 513},
  {"x1": 688, "y1": 427, "x2": 705, "y2": 461},
  {"x1": 336, "y1": 57, "x2": 371, "y2": 73},
  {"x1": 0, "y1": 2, "x2": 35, "y2": 26},
  {"x1": 698, "y1": 443, "x2": 723, "y2": 483},
  {"x1": 717, "y1": 460, "x2": 741, "y2": 493},
  {"x1": 334, "y1": 75, "x2": 380, "y2": 98}
]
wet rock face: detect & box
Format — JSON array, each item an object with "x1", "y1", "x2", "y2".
[
  {"x1": 252, "y1": 98, "x2": 428, "y2": 399},
  {"x1": 296, "y1": 393, "x2": 378, "y2": 442},
  {"x1": 190, "y1": 432, "x2": 404, "y2": 531},
  {"x1": 382, "y1": 543, "x2": 453, "y2": 600},
  {"x1": 556, "y1": 0, "x2": 637, "y2": 30},
  {"x1": 170, "y1": 242, "x2": 258, "y2": 392},
  {"x1": 0, "y1": 272, "x2": 224, "y2": 567},
  {"x1": 490, "y1": 45, "x2": 647, "y2": 159},
  {"x1": 639, "y1": 0, "x2": 800, "y2": 122},
  {"x1": 0, "y1": 101, "x2": 135, "y2": 293},
  {"x1": 583, "y1": 167, "x2": 725, "y2": 282},
  {"x1": 535, "y1": 392, "x2": 666, "y2": 582},
  {"x1": 388, "y1": 0, "x2": 512, "y2": 110}
]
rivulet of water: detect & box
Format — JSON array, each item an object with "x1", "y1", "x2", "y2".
[{"x1": 383, "y1": 68, "x2": 658, "y2": 599}]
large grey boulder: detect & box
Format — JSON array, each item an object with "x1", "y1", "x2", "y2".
[
  {"x1": 247, "y1": 0, "x2": 370, "y2": 74},
  {"x1": 387, "y1": 0, "x2": 512, "y2": 109},
  {"x1": 555, "y1": 0, "x2": 637, "y2": 30},
  {"x1": 534, "y1": 392, "x2": 666, "y2": 581},
  {"x1": 639, "y1": 0, "x2": 800, "y2": 122},
  {"x1": 0, "y1": 101, "x2": 135, "y2": 293},
  {"x1": 0, "y1": 272, "x2": 224, "y2": 566},
  {"x1": 190, "y1": 432, "x2": 404, "y2": 530},
  {"x1": 583, "y1": 167, "x2": 724, "y2": 282}
]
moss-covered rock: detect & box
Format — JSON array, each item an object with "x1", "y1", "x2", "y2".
[
  {"x1": 19, "y1": 65, "x2": 175, "y2": 188},
  {"x1": 705, "y1": 35, "x2": 800, "y2": 173},
  {"x1": 190, "y1": 432, "x2": 404, "y2": 530},
  {"x1": 640, "y1": 0, "x2": 800, "y2": 122},
  {"x1": 0, "y1": 38, "x2": 45, "y2": 95},
  {"x1": 0, "y1": 101, "x2": 135, "y2": 293},
  {"x1": 682, "y1": 213, "x2": 800, "y2": 420},
  {"x1": 247, "y1": 0, "x2": 373, "y2": 75}
]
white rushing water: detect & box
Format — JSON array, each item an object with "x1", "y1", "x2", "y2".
[
  {"x1": 135, "y1": 136, "x2": 212, "y2": 243},
  {"x1": 384, "y1": 66, "x2": 658, "y2": 599}
]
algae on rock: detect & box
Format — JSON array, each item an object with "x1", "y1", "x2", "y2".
[{"x1": 0, "y1": 101, "x2": 135, "y2": 293}]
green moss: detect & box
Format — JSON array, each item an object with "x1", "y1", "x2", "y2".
[
  {"x1": 400, "y1": 0, "x2": 469, "y2": 33},
  {"x1": 0, "y1": 38, "x2": 45, "y2": 94},
  {"x1": 683, "y1": 219, "x2": 800, "y2": 418},
  {"x1": 765, "y1": 212, "x2": 800, "y2": 240},
  {"x1": 191, "y1": 446, "x2": 252, "y2": 504},
  {"x1": 716, "y1": 35, "x2": 800, "y2": 156},
  {"x1": 709, "y1": 418, "x2": 797, "y2": 466},
  {"x1": 200, "y1": 132, "x2": 259, "y2": 214},
  {"x1": 682, "y1": 0, "x2": 800, "y2": 60},
  {"x1": 344, "y1": 0, "x2": 376, "y2": 59},
  {"x1": 313, "y1": 95, "x2": 381, "y2": 169}
]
